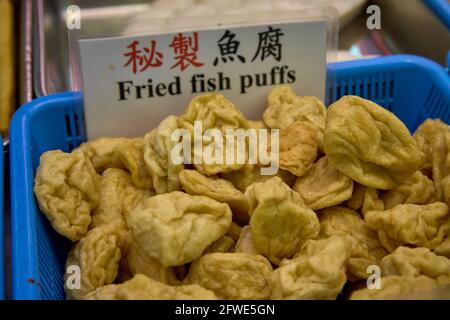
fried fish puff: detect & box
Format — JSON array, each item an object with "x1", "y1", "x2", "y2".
[
  {"x1": 349, "y1": 275, "x2": 448, "y2": 300},
  {"x1": 234, "y1": 226, "x2": 260, "y2": 255},
  {"x1": 324, "y1": 96, "x2": 423, "y2": 190},
  {"x1": 127, "y1": 239, "x2": 178, "y2": 284},
  {"x1": 361, "y1": 187, "x2": 384, "y2": 216},
  {"x1": 364, "y1": 202, "x2": 450, "y2": 252},
  {"x1": 226, "y1": 222, "x2": 242, "y2": 242},
  {"x1": 431, "y1": 127, "x2": 450, "y2": 204},
  {"x1": 77, "y1": 137, "x2": 130, "y2": 172},
  {"x1": 115, "y1": 137, "x2": 153, "y2": 189},
  {"x1": 293, "y1": 156, "x2": 353, "y2": 210},
  {"x1": 245, "y1": 177, "x2": 320, "y2": 265},
  {"x1": 270, "y1": 236, "x2": 350, "y2": 300},
  {"x1": 248, "y1": 120, "x2": 267, "y2": 130},
  {"x1": 220, "y1": 163, "x2": 295, "y2": 193},
  {"x1": 91, "y1": 168, "x2": 135, "y2": 230},
  {"x1": 79, "y1": 137, "x2": 153, "y2": 189},
  {"x1": 413, "y1": 119, "x2": 448, "y2": 175},
  {"x1": 204, "y1": 236, "x2": 235, "y2": 254},
  {"x1": 185, "y1": 253, "x2": 273, "y2": 300},
  {"x1": 64, "y1": 223, "x2": 122, "y2": 299},
  {"x1": 127, "y1": 191, "x2": 232, "y2": 267},
  {"x1": 262, "y1": 85, "x2": 326, "y2": 150},
  {"x1": 380, "y1": 246, "x2": 450, "y2": 281},
  {"x1": 346, "y1": 183, "x2": 366, "y2": 211},
  {"x1": 279, "y1": 121, "x2": 319, "y2": 177},
  {"x1": 84, "y1": 274, "x2": 218, "y2": 300},
  {"x1": 318, "y1": 206, "x2": 387, "y2": 281},
  {"x1": 143, "y1": 116, "x2": 184, "y2": 194},
  {"x1": 382, "y1": 171, "x2": 437, "y2": 209},
  {"x1": 179, "y1": 169, "x2": 249, "y2": 225},
  {"x1": 34, "y1": 150, "x2": 99, "y2": 241},
  {"x1": 178, "y1": 93, "x2": 249, "y2": 175}
]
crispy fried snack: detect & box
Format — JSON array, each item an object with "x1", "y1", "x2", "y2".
[
  {"x1": 64, "y1": 224, "x2": 122, "y2": 299},
  {"x1": 263, "y1": 85, "x2": 326, "y2": 149},
  {"x1": 246, "y1": 177, "x2": 320, "y2": 265},
  {"x1": 34, "y1": 150, "x2": 100, "y2": 241},
  {"x1": 234, "y1": 226, "x2": 260, "y2": 255},
  {"x1": 382, "y1": 171, "x2": 437, "y2": 209},
  {"x1": 361, "y1": 187, "x2": 384, "y2": 216},
  {"x1": 126, "y1": 239, "x2": 178, "y2": 284},
  {"x1": 204, "y1": 236, "x2": 235, "y2": 254},
  {"x1": 178, "y1": 93, "x2": 249, "y2": 175},
  {"x1": 324, "y1": 96, "x2": 423, "y2": 189},
  {"x1": 294, "y1": 156, "x2": 353, "y2": 210},
  {"x1": 271, "y1": 236, "x2": 350, "y2": 300},
  {"x1": 350, "y1": 275, "x2": 449, "y2": 300},
  {"x1": 91, "y1": 168, "x2": 140, "y2": 230},
  {"x1": 78, "y1": 137, "x2": 130, "y2": 172},
  {"x1": 319, "y1": 206, "x2": 387, "y2": 280},
  {"x1": 185, "y1": 253, "x2": 273, "y2": 299},
  {"x1": 380, "y1": 246, "x2": 450, "y2": 280},
  {"x1": 365, "y1": 202, "x2": 450, "y2": 252},
  {"x1": 84, "y1": 274, "x2": 217, "y2": 300},
  {"x1": 220, "y1": 163, "x2": 295, "y2": 192},
  {"x1": 127, "y1": 191, "x2": 232, "y2": 267},
  {"x1": 413, "y1": 119, "x2": 448, "y2": 175},
  {"x1": 179, "y1": 169, "x2": 249, "y2": 225},
  {"x1": 143, "y1": 116, "x2": 184, "y2": 194},
  {"x1": 279, "y1": 121, "x2": 319, "y2": 176}
]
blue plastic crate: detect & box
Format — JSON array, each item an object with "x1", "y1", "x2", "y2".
[
  {"x1": 9, "y1": 54, "x2": 450, "y2": 300},
  {"x1": 424, "y1": 0, "x2": 450, "y2": 29},
  {"x1": 0, "y1": 135, "x2": 4, "y2": 300}
]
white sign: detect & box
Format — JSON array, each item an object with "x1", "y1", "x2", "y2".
[{"x1": 79, "y1": 21, "x2": 327, "y2": 139}]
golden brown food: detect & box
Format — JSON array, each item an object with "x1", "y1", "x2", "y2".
[
  {"x1": 226, "y1": 222, "x2": 243, "y2": 241},
  {"x1": 294, "y1": 156, "x2": 353, "y2": 210},
  {"x1": 263, "y1": 85, "x2": 326, "y2": 149},
  {"x1": 91, "y1": 168, "x2": 136, "y2": 230},
  {"x1": 204, "y1": 236, "x2": 235, "y2": 254},
  {"x1": 350, "y1": 275, "x2": 449, "y2": 300},
  {"x1": 84, "y1": 274, "x2": 217, "y2": 300},
  {"x1": 319, "y1": 206, "x2": 387, "y2": 280},
  {"x1": 365, "y1": 202, "x2": 450, "y2": 252},
  {"x1": 64, "y1": 224, "x2": 122, "y2": 299},
  {"x1": 382, "y1": 171, "x2": 437, "y2": 209},
  {"x1": 361, "y1": 187, "x2": 384, "y2": 216},
  {"x1": 271, "y1": 236, "x2": 350, "y2": 300},
  {"x1": 246, "y1": 177, "x2": 320, "y2": 265},
  {"x1": 143, "y1": 116, "x2": 184, "y2": 194},
  {"x1": 279, "y1": 121, "x2": 319, "y2": 176},
  {"x1": 115, "y1": 138, "x2": 153, "y2": 189},
  {"x1": 178, "y1": 93, "x2": 249, "y2": 175},
  {"x1": 126, "y1": 240, "x2": 178, "y2": 284},
  {"x1": 185, "y1": 253, "x2": 273, "y2": 299},
  {"x1": 413, "y1": 119, "x2": 448, "y2": 174},
  {"x1": 34, "y1": 150, "x2": 100, "y2": 241},
  {"x1": 220, "y1": 163, "x2": 295, "y2": 192},
  {"x1": 179, "y1": 169, "x2": 249, "y2": 225},
  {"x1": 234, "y1": 226, "x2": 260, "y2": 255},
  {"x1": 127, "y1": 191, "x2": 232, "y2": 267},
  {"x1": 78, "y1": 137, "x2": 131, "y2": 172},
  {"x1": 380, "y1": 246, "x2": 450, "y2": 280},
  {"x1": 324, "y1": 96, "x2": 423, "y2": 189}
]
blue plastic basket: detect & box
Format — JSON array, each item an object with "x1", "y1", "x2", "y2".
[
  {"x1": 424, "y1": 0, "x2": 450, "y2": 30},
  {"x1": 0, "y1": 135, "x2": 4, "y2": 300},
  {"x1": 9, "y1": 54, "x2": 450, "y2": 300}
]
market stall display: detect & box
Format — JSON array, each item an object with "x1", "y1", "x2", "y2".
[{"x1": 9, "y1": 54, "x2": 450, "y2": 300}]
